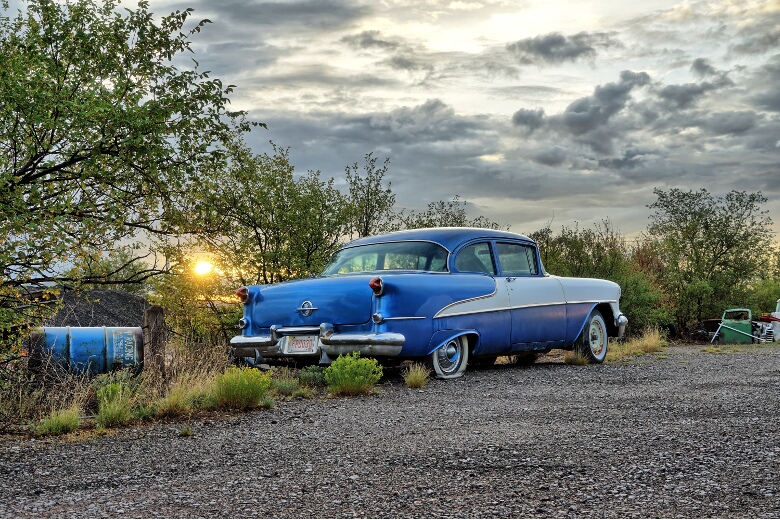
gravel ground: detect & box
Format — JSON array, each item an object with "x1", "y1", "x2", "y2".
[{"x1": 1, "y1": 344, "x2": 779, "y2": 518}]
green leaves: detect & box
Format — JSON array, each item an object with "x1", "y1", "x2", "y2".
[
  {"x1": 1, "y1": 0, "x2": 253, "y2": 330},
  {"x1": 647, "y1": 188, "x2": 774, "y2": 327}
]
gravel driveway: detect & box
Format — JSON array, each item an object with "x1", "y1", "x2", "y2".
[{"x1": 1, "y1": 344, "x2": 779, "y2": 518}]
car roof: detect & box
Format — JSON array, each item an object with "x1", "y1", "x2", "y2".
[{"x1": 343, "y1": 227, "x2": 534, "y2": 252}]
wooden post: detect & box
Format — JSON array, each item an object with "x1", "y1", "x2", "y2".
[{"x1": 143, "y1": 305, "x2": 166, "y2": 380}]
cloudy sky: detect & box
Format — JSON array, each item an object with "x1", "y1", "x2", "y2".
[{"x1": 64, "y1": 1, "x2": 780, "y2": 236}]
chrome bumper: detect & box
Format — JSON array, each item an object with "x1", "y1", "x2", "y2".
[
  {"x1": 616, "y1": 314, "x2": 628, "y2": 339},
  {"x1": 230, "y1": 322, "x2": 405, "y2": 358}
]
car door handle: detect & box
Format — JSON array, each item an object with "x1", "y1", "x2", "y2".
[{"x1": 506, "y1": 277, "x2": 516, "y2": 282}]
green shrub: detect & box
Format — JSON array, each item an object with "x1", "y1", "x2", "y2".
[
  {"x1": 298, "y1": 365, "x2": 326, "y2": 387},
  {"x1": 96, "y1": 382, "x2": 133, "y2": 429},
  {"x1": 324, "y1": 352, "x2": 383, "y2": 396},
  {"x1": 213, "y1": 366, "x2": 272, "y2": 410},
  {"x1": 35, "y1": 406, "x2": 80, "y2": 436},
  {"x1": 402, "y1": 363, "x2": 430, "y2": 389},
  {"x1": 271, "y1": 368, "x2": 301, "y2": 397},
  {"x1": 153, "y1": 373, "x2": 216, "y2": 418}
]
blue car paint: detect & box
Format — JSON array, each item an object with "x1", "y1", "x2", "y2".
[{"x1": 232, "y1": 227, "x2": 626, "y2": 368}]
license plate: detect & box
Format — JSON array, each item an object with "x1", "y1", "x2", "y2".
[{"x1": 282, "y1": 335, "x2": 319, "y2": 355}]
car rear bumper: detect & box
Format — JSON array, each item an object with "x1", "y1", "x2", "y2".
[{"x1": 230, "y1": 322, "x2": 405, "y2": 358}]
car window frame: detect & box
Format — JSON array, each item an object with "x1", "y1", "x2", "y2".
[
  {"x1": 493, "y1": 241, "x2": 540, "y2": 277},
  {"x1": 452, "y1": 240, "x2": 497, "y2": 275}
]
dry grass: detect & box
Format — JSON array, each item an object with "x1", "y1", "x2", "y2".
[
  {"x1": 564, "y1": 351, "x2": 590, "y2": 365},
  {"x1": 606, "y1": 327, "x2": 668, "y2": 363},
  {"x1": 402, "y1": 362, "x2": 430, "y2": 388}
]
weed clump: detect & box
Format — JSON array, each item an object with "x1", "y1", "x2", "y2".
[
  {"x1": 35, "y1": 406, "x2": 80, "y2": 436},
  {"x1": 324, "y1": 352, "x2": 382, "y2": 396},
  {"x1": 213, "y1": 366, "x2": 272, "y2": 410},
  {"x1": 270, "y1": 367, "x2": 300, "y2": 397},
  {"x1": 402, "y1": 363, "x2": 430, "y2": 389},
  {"x1": 96, "y1": 382, "x2": 133, "y2": 429},
  {"x1": 298, "y1": 365, "x2": 326, "y2": 387},
  {"x1": 606, "y1": 327, "x2": 668, "y2": 362},
  {"x1": 564, "y1": 351, "x2": 591, "y2": 365}
]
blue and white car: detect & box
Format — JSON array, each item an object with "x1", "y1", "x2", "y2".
[{"x1": 231, "y1": 228, "x2": 627, "y2": 378}]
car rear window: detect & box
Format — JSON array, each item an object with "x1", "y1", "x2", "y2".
[{"x1": 322, "y1": 241, "x2": 449, "y2": 275}]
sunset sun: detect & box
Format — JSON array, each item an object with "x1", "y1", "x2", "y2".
[{"x1": 194, "y1": 260, "x2": 214, "y2": 276}]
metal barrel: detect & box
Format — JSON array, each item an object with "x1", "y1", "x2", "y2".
[{"x1": 30, "y1": 327, "x2": 144, "y2": 374}]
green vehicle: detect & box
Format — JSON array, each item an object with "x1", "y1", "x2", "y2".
[{"x1": 715, "y1": 308, "x2": 758, "y2": 344}]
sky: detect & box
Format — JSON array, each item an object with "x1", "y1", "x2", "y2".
[{"x1": 19, "y1": 0, "x2": 780, "y2": 237}]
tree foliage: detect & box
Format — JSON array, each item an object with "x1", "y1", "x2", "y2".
[
  {"x1": 646, "y1": 188, "x2": 774, "y2": 328},
  {"x1": 190, "y1": 140, "x2": 352, "y2": 286},
  {"x1": 530, "y1": 220, "x2": 671, "y2": 334},
  {"x1": 345, "y1": 153, "x2": 396, "y2": 238},
  {"x1": 399, "y1": 195, "x2": 504, "y2": 230},
  {"x1": 0, "y1": 0, "x2": 253, "y2": 336}
]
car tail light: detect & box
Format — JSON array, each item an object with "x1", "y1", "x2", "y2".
[
  {"x1": 369, "y1": 277, "x2": 384, "y2": 296},
  {"x1": 236, "y1": 286, "x2": 249, "y2": 303}
]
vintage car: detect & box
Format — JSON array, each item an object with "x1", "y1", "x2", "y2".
[{"x1": 231, "y1": 227, "x2": 627, "y2": 378}]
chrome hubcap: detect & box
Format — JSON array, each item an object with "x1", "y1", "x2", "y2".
[{"x1": 437, "y1": 339, "x2": 461, "y2": 373}]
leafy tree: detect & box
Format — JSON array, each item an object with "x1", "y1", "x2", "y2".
[
  {"x1": 0, "y1": 0, "x2": 254, "y2": 340},
  {"x1": 190, "y1": 140, "x2": 352, "y2": 286},
  {"x1": 530, "y1": 220, "x2": 670, "y2": 334},
  {"x1": 64, "y1": 247, "x2": 158, "y2": 296},
  {"x1": 646, "y1": 188, "x2": 774, "y2": 328},
  {"x1": 345, "y1": 153, "x2": 396, "y2": 238},
  {"x1": 400, "y1": 195, "x2": 504, "y2": 230},
  {"x1": 148, "y1": 256, "x2": 241, "y2": 346}
]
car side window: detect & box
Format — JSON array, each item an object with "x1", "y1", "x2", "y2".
[
  {"x1": 496, "y1": 242, "x2": 538, "y2": 276},
  {"x1": 455, "y1": 242, "x2": 496, "y2": 275}
]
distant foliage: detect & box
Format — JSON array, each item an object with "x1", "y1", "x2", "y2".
[
  {"x1": 346, "y1": 153, "x2": 397, "y2": 238},
  {"x1": 399, "y1": 195, "x2": 505, "y2": 231},
  {"x1": 189, "y1": 141, "x2": 352, "y2": 285},
  {"x1": 530, "y1": 220, "x2": 670, "y2": 335},
  {"x1": 646, "y1": 188, "x2": 774, "y2": 329}
]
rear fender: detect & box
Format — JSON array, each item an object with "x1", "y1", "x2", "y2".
[{"x1": 427, "y1": 330, "x2": 478, "y2": 356}]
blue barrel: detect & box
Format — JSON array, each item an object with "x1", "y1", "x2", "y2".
[{"x1": 31, "y1": 327, "x2": 144, "y2": 374}]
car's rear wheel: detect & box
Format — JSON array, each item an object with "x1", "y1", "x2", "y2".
[
  {"x1": 575, "y1": 310, "x2": 608, "y2": 363},
  {"x1": 429, "y1": 335, "x2": 469, "y2": 379}
]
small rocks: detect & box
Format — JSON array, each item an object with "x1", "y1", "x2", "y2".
[{"x1": 1, "y1": 345, "x2": 780, "y2": 518}]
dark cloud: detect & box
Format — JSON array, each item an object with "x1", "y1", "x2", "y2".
[
  {"x1": 340, "y1": 30, "x2": 400, "y2": 50},
  {"x1": 382, "y1": 54, "x2": 434, "y2": 73},
  {"x1": 750, "y1": 58, "x2": 780, "y2": 112},
  {"x1": 505, "y1": 31, "x2": 619, "y2": 65},
  {"x1": 730, "y1": 28, "x2": 780, "y2": 55},
  {"x1": 533, "y1": 146, "x2": 567, "y2": 166},
  {"x1": 558, "y1": 70, "x2": 650, "y2": 136},
  {"x1": 701, "y1": 111, "x2": 758, "y2": 136},
  {"x1": 659, "y1": 82, "x2": 718, "y2": 109},
  {"x1": 200, "y1": 0, "x2": 369, "y2": 33},
  {"x1": 511, "y1": 108, "x2": 546, "y2": 132},
  {"x1": 691, "y1": 58, "x2": 717, "y2": 77}
]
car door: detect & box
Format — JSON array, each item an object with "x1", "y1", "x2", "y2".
[{"x1": 495, "y1": 241, "x2": 567, "y2": 349}]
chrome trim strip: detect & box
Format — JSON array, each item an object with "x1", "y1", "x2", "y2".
[
  {"x1": 433, "y1": 287, "x2": 498, "y2": 318},
  {"x1": 276, "y1": 326, "x2": 320, "y2": 335},
  {"x1": 436, "y1": 301, "x2": 568, "y2": 319},
  {"x1": 382, "y1": 316, "x2": 426, "y2": 321}
]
